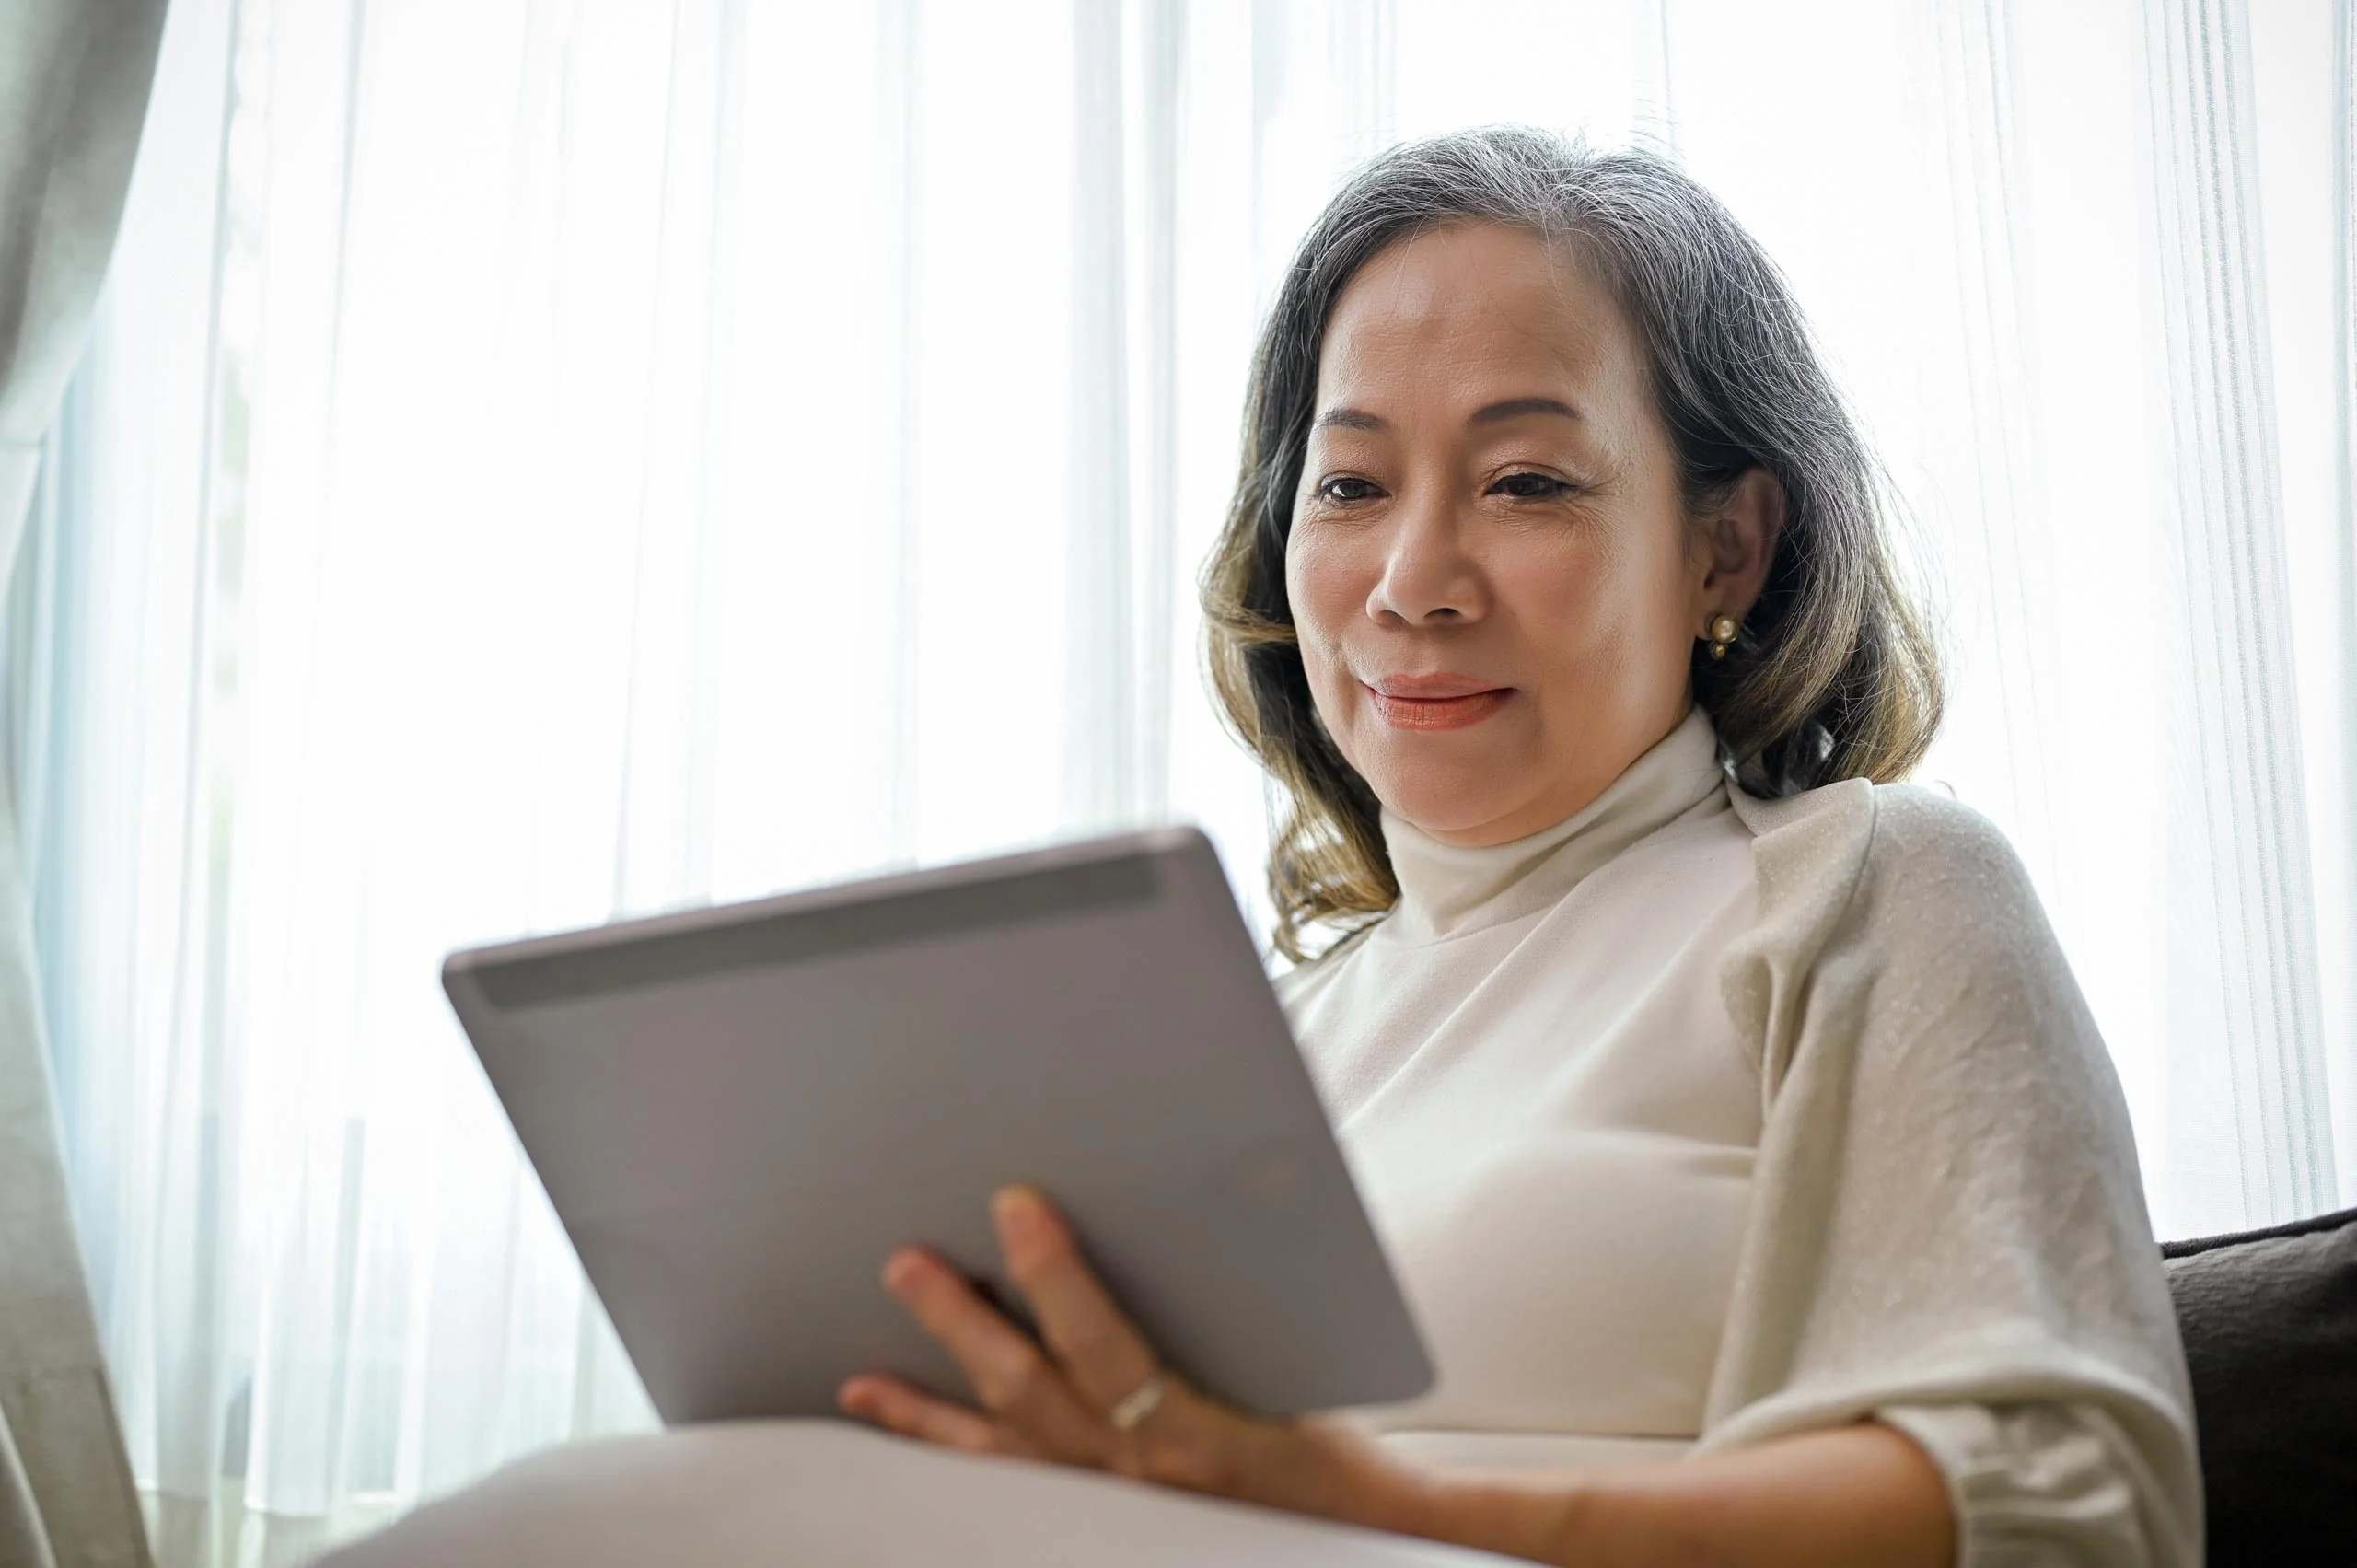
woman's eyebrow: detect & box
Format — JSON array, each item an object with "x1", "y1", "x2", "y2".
[
  {"x1": 1311, "y1": 396, "x2": 1583, "y2": 433},
  {"x1": 1469, "y1": 395, "x2": 1581, "y2": 425}
]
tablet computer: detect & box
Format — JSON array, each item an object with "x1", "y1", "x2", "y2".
[{"x1": 441, "y1": 825, "x2": 1433, "y2": 1424}]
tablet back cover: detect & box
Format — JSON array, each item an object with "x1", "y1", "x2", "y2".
[{"x1": 441, "y1": 827, "x2": 1432, "y2": 1423}]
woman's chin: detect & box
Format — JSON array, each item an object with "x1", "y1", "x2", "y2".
[{"x1": 1373, "y1": 781, "x2": 1527, "y2": 844}]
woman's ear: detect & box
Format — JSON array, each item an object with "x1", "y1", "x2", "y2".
[{"x1": 1694, "y1": 467, "x2": 1785, "y2": 629}]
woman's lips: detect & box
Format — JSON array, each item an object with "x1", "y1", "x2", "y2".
[{"x1": 1364, "y1": 685, "x2": 1512, "y2": 730}]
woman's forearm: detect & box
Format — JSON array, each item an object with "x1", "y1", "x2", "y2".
[{"x1": 1365, "y1": 1421, "x2": 1956, "y2": 1568}]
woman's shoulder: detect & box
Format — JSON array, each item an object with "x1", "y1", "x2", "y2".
[
  {"x1": 1726, "y1": 773, "x2": 2038, "y2": 929},
  {"x1": 1718, "y1": 775, "x2": 2068, "y2": 1084}
]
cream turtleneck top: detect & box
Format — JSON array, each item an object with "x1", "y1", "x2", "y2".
[{"x1": 1272, "y1": 708, "x2": 2202, "y2": 1568}]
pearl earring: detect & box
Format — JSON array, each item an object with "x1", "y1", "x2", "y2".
[{"x1": 1707, "y1": 614, "x2": 1740, "y2": 660}]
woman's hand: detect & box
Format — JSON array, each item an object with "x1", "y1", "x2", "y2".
[{"x1": 835, "y1": 1185, "x2": 1425, "y2": 1532}]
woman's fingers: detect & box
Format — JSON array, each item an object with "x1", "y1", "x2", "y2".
[
  {"x1": 881, "y1": 1246, "x2": 1113, "y2": 1463},
  {"x1": 855, "y1": 1194, "x2": 1288, "y2": 1501},
  {"x1": 990, "y1": 1186, "x2": 1166, "y2": 1419},
  {"x1": 836, "y1": 1374, "x2": 1039, "y2": 1460}
]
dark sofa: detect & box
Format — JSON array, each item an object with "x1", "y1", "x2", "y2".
[{"x1": 2163, "y1": 1202, "x2": 2357, "y2": 1565}]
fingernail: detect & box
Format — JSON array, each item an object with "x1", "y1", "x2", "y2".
[
  {"x1": 882, "y1": 1250, "x2": 924, "y2": 1294},
  {"x1": 992, "y1": 1185, "x2": 1046, "y2": 1240}
]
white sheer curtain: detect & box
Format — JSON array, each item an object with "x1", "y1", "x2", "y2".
[{"x1": 17, "y1": 0, "x2": 2355, "y2": 1563}]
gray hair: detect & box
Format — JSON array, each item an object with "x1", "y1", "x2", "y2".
[{"x1": 1202, "y1": 125, "x2": 1944, "y2": 960}]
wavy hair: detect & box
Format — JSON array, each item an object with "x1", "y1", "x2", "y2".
[{"x1": 1201, "y1": 127, "x2": 1944, "y2": 962}]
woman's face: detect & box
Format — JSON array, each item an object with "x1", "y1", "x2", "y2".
[{"x1": 1285, "y1": 221, "x2": 1759, "y2": 847}]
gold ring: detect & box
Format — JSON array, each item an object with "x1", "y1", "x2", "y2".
[{"x1": 1107, "y1": 1372, "x2": 1167, "y2": 1433}]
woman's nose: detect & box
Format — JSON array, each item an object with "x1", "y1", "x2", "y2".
[{"x1": 1366, "y1": 497, "x2": 1488, "y2": 625}]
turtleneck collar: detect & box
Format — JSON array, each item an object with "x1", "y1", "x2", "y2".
[{"x1": 1375, "y1": 706, "x2": 1728, "y2": 945}]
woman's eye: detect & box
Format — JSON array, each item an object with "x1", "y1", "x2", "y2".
[
  {"x1": 1493, "y1": 471, "x2": 1573, "y2": 500},
  {"x1": 1317, "y1": 476, "x2": 1383, "y2": 505}
]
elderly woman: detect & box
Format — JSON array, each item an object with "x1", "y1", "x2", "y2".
[{"x1": 836, "y1": 127, "x2": 2200, "y2": 1566}]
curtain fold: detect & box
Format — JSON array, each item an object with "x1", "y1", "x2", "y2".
[
  {"x1": 2143, "y1": 0, "x2": 2340, "y2": 1227},
  {"x1": 2326, "y1": 0, "x2": 2357, "y2": 1232},
  {"x1": 0, "y1": 4, "x2": 170, "y2": 1567},
  {"x1": 28, "y1": 1, "x2": 2357, "y2": 1563}
]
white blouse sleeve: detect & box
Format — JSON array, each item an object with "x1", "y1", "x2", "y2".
[{"x1": 1700, "y1": 782, "x2": 2202, "y2": 1568}]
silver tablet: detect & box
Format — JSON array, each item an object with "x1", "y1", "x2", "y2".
[{"x1": 441, "y1": 825, "x2": 1433, "y2": 1423}]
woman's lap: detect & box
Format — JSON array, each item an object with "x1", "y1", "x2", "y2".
[{"x1": 314, "y1": 1420, "x2": 1510, "y2": 1567}]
